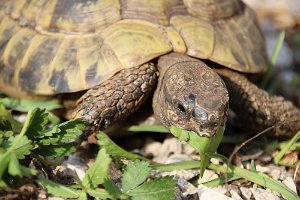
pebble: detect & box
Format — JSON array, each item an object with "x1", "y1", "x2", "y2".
[
  {"x1": 268, "y1": 166, "x2": 282, "y2": 180},
  {"x1": 197, "y1": 184, "x2": 234, "y2": 200},
  {"x1": 177, "y1": 178, "x2": 199, "y2": 199},
  {"x1": 229, "y1": 190, "x2": 243, "y2": 200},
  {"x1": 161, "y1": 169, "x2": 199, "y2": 181},
  {"x1": 61, "y1": 154, "x2": 88, "y2": 181},
  {"x1": 198, "y1": 169, "x2": 219, "y2": 184},
  {"x1": 256, "y1": 165, "x2": 271, "y2": 173},
  {"x1": 240, "y1": 187, "x2": 252, "y2": 200},
  {"x1": 161, "y1": 154, "x2": 199, "y2": 180},
  {"x1": 282, "y1": 176, "x2": 297, "y2": 193},
  {"x1": 250, "y1": 188, "x2": 282, "y2": 200}
]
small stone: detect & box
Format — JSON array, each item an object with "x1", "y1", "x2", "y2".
[
  {"x1": 37, "y1": 189, "x2": 47, "y2": 199},
  {"x1": 279, "y1": 171, "x2": 293, "y2": 181},
  {"x1": 229, "y1": 190, "x2": 243, "y2": 200},
  {"x1": 198, "y1": 169, "x2": 219, "y2": 184},
  {"x1": 177, "y1": 178, "x2": 199, "y2": 199},
  {"x1": 282, "y1": 176, "x2": 297, "y2": 193},
  {"x1": 143, "y1": 140, "x2": 162, "y2": 157},
  {"x1": 226, "y1": 185, "x2": 241, "y2": 197},
  {"x1": 148, "y1": 137, "x2": 185, "y2": 163},
  {"x1": 211, "y1": 158, "x2": 221, "y2": 165},
  {"x1": 240, "y1": 187, "x2": 252, "y2": 200},
  {"x1": 266, "y1": 188, "x2": 281, "y2": 198},
  {"x1": 268, "y1": 167, "x2": 282, "y2": 181},
  {"x1": 213, "y1": 186, "x2": 228, "y2": 195},
  {"x1": 165, "y1": 154, "x2": 192, "y2": 164},
  {"x1": 198, "y1": 184, "x2": 234, "y2": 200},
  {"x1": 182, "y1": 142, "x2": 197, "y2": 156},
  {"x1": 13, "y1": 113, "x2": 27, "y2": 123},
  {"x1": 161, "y1": 169, "x2": 199, "y2": 180},
  {"x1": 53, "y1": 166, "x2": 75, "y2": 184},
  {"x1": 256, "y1": 165, "x2": 270, "y2": 173},
  {"x1": 159, "y1": 154, "x2": 199, "y2": 180},
  {"x1": 250, "y1": 188, "x2": 281, "y2": 200},
  {"x1": 259, "y1": 154, "x2": 273, "y2": 162},
  {"x1": 61, "y1": 154, "x2": 88, "y2": 181}
]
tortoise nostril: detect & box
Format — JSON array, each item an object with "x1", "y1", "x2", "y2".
[
  {"x1": 177, "y1": 103, "x2": 186, "y2": 113},
  {"x1": 188, "y1": 94, "x2": 196, "y2": 102}
]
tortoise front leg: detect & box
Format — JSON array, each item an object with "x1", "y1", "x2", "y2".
[
  {"x1": 216, "y1": 68, "x2": 300, "y2": 137},
  {"x1": 73, "y1": 63, "x2": 158, "y2": 130}
]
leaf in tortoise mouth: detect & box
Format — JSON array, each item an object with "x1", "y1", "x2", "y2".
[{"x1": 170, "y1": 125, "x2": 225, "y2": 177}]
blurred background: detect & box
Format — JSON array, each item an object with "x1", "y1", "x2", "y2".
[{"x1": 243, "y1": 0, "x2": 300, "y2": 107}]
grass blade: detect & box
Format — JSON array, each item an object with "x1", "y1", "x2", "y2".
[
  {"x1": 274, "y1": 130, "x2": 300, "y2": 164},
  {"x1": 261, "y1": 31, "x2": 285, "y2": 88}
]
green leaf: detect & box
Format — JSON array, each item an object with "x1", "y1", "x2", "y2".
[
  {"x1": 274, "y1": 130, "x2": 300, "y2": 164},
  {"x1": 0, "y1": 151, "x2": 11, "y2": 178},
  {"x1": 0, "y1": 134, "x2": 32, "y2": 179},
  {"x1": 261, "y1": 31, "x2": 285, "y2": 88},
  {"x1": 127, "y1": 125, "x2": 169, "y2": 133},
  {"x1": 0, "y1": 132, "x2": 3, "y2": 145},
  {"x1": 22, "y1": 108, "x2": 48, "y2": 140},
  {"x1": 34, "y1": 143, "x2": 76, "y2": 158},
  {"x1": 8, "y1": 153, "x2": 22, "y2": 177},
  {"x1": 128, "y1": 176, "x2": 176, "y2": 200},
  {"x1": 170, "y1": 125, "x2": 225, "y2": 177},
  {"x1": 153, "y1": 160, "x2": 299, "y2": 200},
  {"x1": 0, "y1": 180, "x2": 7, "y2": 187},
  {"x1": 203, "y1": 173, "x2": 241, "y2": 187},
  {"x1": 87, "y1": 188, "x2": 114, "y2": 200},
  {"x1": 250, "y1": 160, "x2": 257, "y2": 172},
  {"x1": 151, "y1": 160, "x2": 200, "y2": 171},
  {"x1": 121, "y1": 160, "x2": 150, "y2": 192},
  {"x1": 103, "y1": 179, "x2": 123, "y2": 199},
  {"x1": 19, "y1": 165, "x2": 37, "y2": 176},
  {"x1": 82, "y1": 148, "x2": 111, "y2": 189},
  {"x1": 3, "y1": 135, "x2": 32, "y2": 159},
  {"x1": 37, "y1": 119, "x2": 85, "y2": 145},
  {"x1": 47, "y1": 112, "x2": 61, "y2": 125},
  {"x1": 0, "y1": 97, "x2": 62, "y2": 112},
  {"x1": 208, "y1": 163, "x2": 299, "y2": 200},
  {"x1": 0, "y1": 121, "x2": 13, "y2": 132},
  {"x1": 97, "y1": 131, "x2": 147, "y2": 161},
  {"x1": 0, "y1": 105, "x2": 22, "y2": 132},
  {"x1": 38, "y1": 176, "x2": 80, "y2": 198},
  {"x1": 77, "y1": 192, "x2": 88, "y2": 200}
]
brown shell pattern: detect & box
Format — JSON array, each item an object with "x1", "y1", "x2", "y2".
[{"x1": 0, "y1": 0, "x2": 267, "y2": 96}]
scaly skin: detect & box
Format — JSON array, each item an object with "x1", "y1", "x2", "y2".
[
  {"x1": 73, "y1": 63, "x2": 158, "y2": 131},
  {"x1": 216, "y1": 68, "x2": 300, "y2": 137}
]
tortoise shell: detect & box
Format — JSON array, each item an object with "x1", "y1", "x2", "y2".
[{"x1": 0, "y1": 0, "x2": 267, "y2": 96}]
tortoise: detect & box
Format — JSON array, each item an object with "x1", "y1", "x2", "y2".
[{"x1": 0, "y1": 0, "x2": 299, "y2": 137}]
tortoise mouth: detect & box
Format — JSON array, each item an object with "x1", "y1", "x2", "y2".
[{"x1": 173, "y1": 119, "x2": 226, "y2": 137}]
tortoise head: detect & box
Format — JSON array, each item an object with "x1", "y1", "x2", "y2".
[{"x1": 153, "y1": 53, "x2": 229, "y2": 137}]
